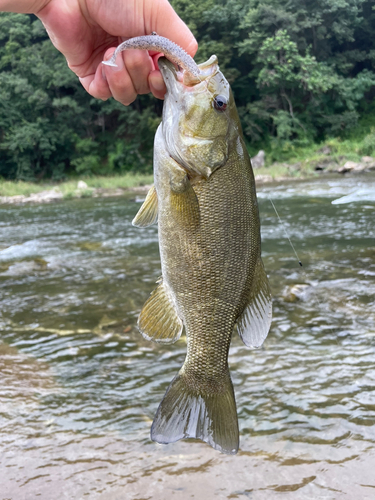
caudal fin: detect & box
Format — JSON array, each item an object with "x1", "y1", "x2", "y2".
[{"x1": 151, "y1": 371, "x2": 239, "y2": 455}]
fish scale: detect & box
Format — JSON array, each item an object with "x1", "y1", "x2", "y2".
[
  {"x1": 161, "y1": 149, "x2": 258, "y2": 382},
  {"x1": 129, "y1": 41, "x2": 272, "y2": 454}
]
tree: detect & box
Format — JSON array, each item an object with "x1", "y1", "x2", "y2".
[{"x1": 1, "y1": 1, "x2": 375, "y2": 179}]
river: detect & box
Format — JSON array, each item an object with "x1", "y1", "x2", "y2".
[{"x1": 1, "y1": 174, "x2": 374, "y2": 499}]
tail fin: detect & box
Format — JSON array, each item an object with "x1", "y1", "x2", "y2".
[{"x1": 151, "y1": 371, "x2": 239, "y2": 455}]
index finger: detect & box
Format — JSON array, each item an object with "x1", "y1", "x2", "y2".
[{"x1": 147, "y1": 1, "x2": 198, "y2": 57}]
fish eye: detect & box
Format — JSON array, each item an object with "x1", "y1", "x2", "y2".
[{"x1": 213, "y1": 95, "x2": 228, "y2": 112}]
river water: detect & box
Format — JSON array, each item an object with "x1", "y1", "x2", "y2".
[{"x1": 1, "y1": 174, "x2": 374, "y2": 499}]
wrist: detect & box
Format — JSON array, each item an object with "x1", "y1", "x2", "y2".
[{"x1": 0, "y1": 0, "x2": 51, "y2": 14}]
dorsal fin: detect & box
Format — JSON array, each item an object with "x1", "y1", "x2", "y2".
[{"x1": 132, "y1": 185, "x2": 158, "y2": 227}]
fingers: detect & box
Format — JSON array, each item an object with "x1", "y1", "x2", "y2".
[
  {"x1": 149, "y1": 70, "x2": 166, "y2": 100},
  {"x1": 100, "y1": 47, "x2": 153, "y2": 105},
  {"x1": 80, "y1": 60, "x2": 112, "y2": 100},
  {"x1": 148, "y1": 54, "x2": 166, "y2": 100},
  {"x1": 148, "y1": 0, "x2": 198, "y2": 57},
  {"x1": 122, "y1": 48, "x2": 153, "y2": 95}
]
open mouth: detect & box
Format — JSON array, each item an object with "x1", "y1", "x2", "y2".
[
  {"x1": 157, "y1": 57, "x2": 185, "y2": 84},
  {"x1": 158, "y1": 56, "x2": 219, "y2": 89},
  {"x1": 158, "y1": 57, "x2": 179, "y2": 78}
]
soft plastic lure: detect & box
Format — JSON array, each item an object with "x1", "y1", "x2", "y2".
[{"x1": 102, "y1": 33, "x2": 201, "y2": 79}]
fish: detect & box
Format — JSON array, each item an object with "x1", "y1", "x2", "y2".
[{"x1": 104, "y1": 36, "x2": 272, "y2": 455}]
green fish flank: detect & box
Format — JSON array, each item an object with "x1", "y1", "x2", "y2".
[{"x1": 132, "y1": 47, "x2": 273, "y2": 454}]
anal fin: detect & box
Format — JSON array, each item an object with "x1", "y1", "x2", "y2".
[
  {"x1": 132, "y1": 185, "x2": 158, "y2": 227},
  {"x1": 138, "y1": 280, "x2": 183, "y2": 344},
  {"x1": 237, "y1": 258, "x2": 272, "y2": 348}
]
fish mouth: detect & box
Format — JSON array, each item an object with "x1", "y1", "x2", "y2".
[
  {"x1": 158, "y1": 55, "x2": 219, "y2": 91},
  {"x1": 158, "y1": 57, "x2": 182, "y2": 93}
]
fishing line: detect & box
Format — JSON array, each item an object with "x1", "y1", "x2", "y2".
[
  {"x1": 268, "y1": 196, "x2": 340, "y2": 344},
  {"x1": 268, "y1": 197, "x2": 303, "y2": 267}
]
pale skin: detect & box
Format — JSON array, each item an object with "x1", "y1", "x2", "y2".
[{"x1": 0, "y1": 0, "x2": 198, "y2": 104}]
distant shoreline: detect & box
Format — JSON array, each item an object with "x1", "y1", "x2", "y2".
[{"x1": 1, "y1": 165, "x2": 374, "y2": 206}]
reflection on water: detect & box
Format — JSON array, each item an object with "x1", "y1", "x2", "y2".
[{"x1": 1, "y1": 175, "x2": 375, "y2": 499}]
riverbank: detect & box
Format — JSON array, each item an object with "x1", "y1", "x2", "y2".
[
  {"x1": 0, "y1": 174, "x2": 154, "y2": 205},
  {"x1": 1, "y1": 152, "x2": 375, "y2": 205}
]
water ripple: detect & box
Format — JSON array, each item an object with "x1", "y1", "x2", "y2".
[{"x1": 1, "y1": 180, "x2": 374, "y2": 498}]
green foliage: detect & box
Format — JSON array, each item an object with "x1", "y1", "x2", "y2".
[
  {"x1": 0, "y1": 13, "x2": 157, "y2": 180},
  {"x1": 358, "y1": 129, "x2": 375, "y2": 155},
  {"x1": 1, "y1": 1, "x2": 375, "y2": 180},
  {"x1": 173, "y1": 0, "x2": 375, "y2": 153}
]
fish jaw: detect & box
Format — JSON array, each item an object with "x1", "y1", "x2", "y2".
[{"x1": 158, "y1": 57, "x2": 232, "y2": 179}]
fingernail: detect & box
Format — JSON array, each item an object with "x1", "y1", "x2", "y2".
[
  {"x1": 101, "y1": 65, "x2": 107, "y2": 81},
  {"x1": 105, "y1": 52, "x2": 123, "y2": 72}
]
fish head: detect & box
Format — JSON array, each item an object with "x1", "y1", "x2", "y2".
[{"x1": 159, "y1": 56, "x2": 238, "y2": 179}]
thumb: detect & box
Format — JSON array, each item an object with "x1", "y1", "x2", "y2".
[{"x1": 145, "y1": 0, "x2": 198, "y2": 57}]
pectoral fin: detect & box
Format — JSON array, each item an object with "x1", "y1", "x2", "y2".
[
  {"x1": 169, "y1": 171, "x2": 200, "y2": 229},
  {"x1": 237, "y1": 258, "x2": 272, "y2": 348},
  {"x1": 132, "y1": 185, "x2": 158, "y2": 227},
  {"x1": 138, "y1": 280, "x2": 183, "y2": 344}
]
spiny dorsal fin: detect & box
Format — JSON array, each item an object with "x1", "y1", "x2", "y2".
[
  {"x1": 132, "y1": 185, "x2": 158, "y2": 227},
  {"x1": 138, "y1": 280, "x2": 183, "y2": 344},
  {"x1": 237, "y1": 258, "x2": 272, "y2": 348}
]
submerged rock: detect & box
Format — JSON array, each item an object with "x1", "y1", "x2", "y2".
[
  {"x1": 77, "y1": 241, "x2": 103, "y2": 252},
  {"x1": 283, "y1": 284, "x2": 312, "y2": 302},
  {"x1": 2, "y1": 258, "x2": 49, "y2": 276}
]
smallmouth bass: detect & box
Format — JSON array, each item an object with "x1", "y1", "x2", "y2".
[{"x1": 105, "y1": 36, "x2": 272, "y2": 454}]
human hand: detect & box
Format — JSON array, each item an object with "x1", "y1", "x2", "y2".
[{"x1": 1, "y1": 0, "x2": 197, "y2": 104}]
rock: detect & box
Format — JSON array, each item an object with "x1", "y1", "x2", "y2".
[
  {"x1": 361, "y1": 156, "x2": 374, "y2": 163},
  {"x1": 0, "y1": 190, "x2": 63, "y2": 205},
  {"x1": 338, "y1": 161, "x2": 366, "y2": 173},
  {"x1": 2, "y1": 259, "x2": 49, "y2": 276},
  {"x1": 77, "y1": 180, "x2": 88, "y2": 190},
  {"x1": 77, "y1": 241, "x2": 103, "y2": 251},
  {"x1": 254, "y1": 174, "x2": 273, "y2": 184},
  {"x1": 283, "y1": 284, "x2": 311, "y2": 303},
  {"x1": 324, "y1": 162, "x2": 340, "y2": 172},
  {"x1": 251, "y1": 150, "x2": 265, "y2": 168},
  {"x1": 317, "y1": 145, "x2": 332, "y2": 155},
  {"x1": 312, "y1": 157, "x2": 335, "y2": 171},
  {"x1": 29, "y1": 189, "x2": 62, "y2": 202},
  {"x1": 361, "y1": 156, "x2": 375, "y2": 170},
  {"x1": 314, "y1": 164, "x2": 326, "y2": 171}
]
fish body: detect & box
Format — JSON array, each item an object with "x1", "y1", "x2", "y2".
[{"x1": 133, "y1": 55, "x2": 272, "y2": 454}]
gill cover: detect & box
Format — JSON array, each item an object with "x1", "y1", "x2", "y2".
[{"x1": 159, "y1": 56, "x2": 232, "y2": 179}]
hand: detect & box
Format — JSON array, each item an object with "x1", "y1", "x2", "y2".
[{"x1": 1, "y1": 0, "x2": 197, "y2": 104}]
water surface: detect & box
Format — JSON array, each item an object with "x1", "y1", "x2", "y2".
[{"x1": 1, "y1": 174, "x2": 375, "y2": 499}]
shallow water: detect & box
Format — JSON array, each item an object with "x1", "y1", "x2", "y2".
[{"x1": 1, "y1": 174, "x2": 374, "y2": 499}]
